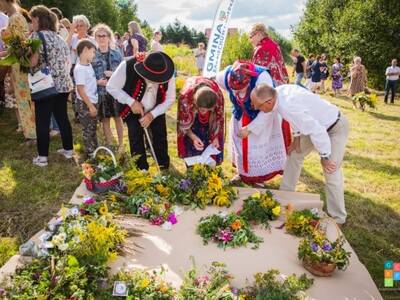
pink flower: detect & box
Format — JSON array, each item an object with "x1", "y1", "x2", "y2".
[
  {"x1": 195, "y1": 275, "x2": 210, "y2": 286},
  {"x1": 84, "y1": 198, "x2": 95, "y2": 205},
  {"x1": 217, "y1": 229, "x2": 233, "y2": 242},
  {"x1": 167, "y1": 213, "x2": 177, "y2": 225},
  {"x1": 150, "y1": 216, "x2": 164, "y2": 226}
]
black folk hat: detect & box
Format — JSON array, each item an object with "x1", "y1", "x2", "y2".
[{"x1": 134, "y1": 52, "x2": 175, "y2": 83}]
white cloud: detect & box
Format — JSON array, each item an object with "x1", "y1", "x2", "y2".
[{"x1": 135, "y1": 0, "x2": 306, "y2": 39}]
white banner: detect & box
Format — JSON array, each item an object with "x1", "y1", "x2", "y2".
[{"x1": 202, "y1": 0, "x2": 236, "y2": 78}]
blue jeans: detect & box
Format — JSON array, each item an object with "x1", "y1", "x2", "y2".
[
  {"x1": 295, "y1": 72, "x2": 306, "y2": 88},
  {"x1": 384, "y1": 79, "x2": 398, "y2": 103}
]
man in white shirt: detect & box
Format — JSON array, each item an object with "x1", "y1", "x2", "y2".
[
  {"x1": 250, "y1": 83, "x2": 349, "y2": 225},
  {"x1": 107, "y1": 52, "x2": 176, "y2": 170},
  {"x1": 384, "y1": 58, "x2": 400, "y2": 104}
]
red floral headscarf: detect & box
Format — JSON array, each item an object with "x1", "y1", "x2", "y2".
[{"x1": 228, "y1": 61, "x2": 258, "y2": 90}]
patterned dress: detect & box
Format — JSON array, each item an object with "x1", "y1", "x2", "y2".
[
  {"x1": 7, "y1": 13, "x2": 36, "y2": 139},
  {"x1": 331, "y1": 63, "x2": 343, "y2": 90},
  {"x1": 252, "y1": 37, "x2": 289, "y2": 86},
  {"x1": 348, "y1": 64, "x2": 367, "y2": 96}
]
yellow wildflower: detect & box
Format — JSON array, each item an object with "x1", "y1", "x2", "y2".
[
  {"x1": 140, "y1": 278, "x2": 151, "y2": 289},
  {"x1": 155, "y1": 184, "x2": 170, "y2": 197},
  {"x1": 99, "y1": 203, "x2": 109, "y2": 215},
  {"x1": 251, "y1": 192, "x2": 261, "y2": 199},
  {"x1": 208, "y1": 173, "x2": 223, "y2": 192},
  {"x1": 158, "y1": 281, "x2": 169, "y2": 293},
  {"x1": 272, "y1": 206, "x2": 281, "y2": 216}
]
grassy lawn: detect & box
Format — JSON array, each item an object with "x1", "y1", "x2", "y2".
[{"x1": 1, "y1": 83, "x2": 399, "y2": 298}]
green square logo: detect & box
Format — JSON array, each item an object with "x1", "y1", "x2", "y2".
[{"x1": 385, "y1": 278, "x2": 394, "y2": 287}]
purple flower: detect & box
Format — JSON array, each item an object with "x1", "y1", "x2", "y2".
[
  {"x1": 167, "y1": 213, "x2": 177, "y2": 225},
  {"x1": 217, "y1": 229, "x2": 233, "y2": 242},
  {"x1": 322, "y1": 242, "x2": 333, "y2": 252},
  {"x1": 150, "y1": 216, "x2": 164, "y2": 226},
  {"x1": 84, "y1": 198, "x2": 95, "y2": 205},
  {"x1": 311, "y1": 243, "x2": 319, "y2": 252},
  {"x1": 138, "y1": 205, "x2": 150, "y2": 216},
  {"x1": 179, "y1": 179, "x2": 192, "y2": 190}
]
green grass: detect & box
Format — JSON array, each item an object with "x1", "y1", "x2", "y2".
[{"x1": 1, "y1": 86, "x2": 399, "y2": 298}]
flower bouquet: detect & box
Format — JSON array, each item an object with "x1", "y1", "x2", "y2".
[
  {"x1": 352, "y1": 92, "x2": 377, "y2": 111},
  {"x1": 124, "y1": 190, "x2": 180, "y2": 230},
  {"x1": 0, "y1": 29, "x2": 41, "y2": 72},
  {"x1": 82, "y1": 147, "x2": 123, "y2": 193},
  {"x1": 298, "y1": 220, "x2": 351, "y2": 277},
  {"x1": 100, "y1": 269, "x2": 177, "y2": 299},
  {"x1": 186, "y1": 164, "x2": 237, "y2": 209},
  {"x1": 239, "y1": 269, "x2": 314, "y2": 300},
  {"x1": 285, "y1": 206, "x2": 320, "y2": 237},
  {"x1": 239, "y1": 191, "x2": 281, "y2": 228},
  {"x1": 179, "y1": 261, "x2": 236, "y2": 299},
  {"x1": 197, "y1": 212, "x2": 263, "y2": 249}
]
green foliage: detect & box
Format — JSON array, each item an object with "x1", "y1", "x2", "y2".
[
  {"x1": 163, "y1": 44, "x2": 198, "y2": 75},
  {"x1": 285, "y1": 209, "x2": 320, "y2": 237},
  {"x1": 239, "y1": 191, "x2": 281, "y2": 228},
  {"x1": 241, "y1": 269, "x2": 314, "y2": 300},
  {"x1": 0, "y1": 238, "x2": 18, "y2": 267},
  {"x1": 293, "y1": 0, "x2": 400, "y2": 88},
  {"x1": 352, "y1": 92, "x2": 377, "y2": 111},
  {"x1": 160, "y1": 19, "x2": 207, "y2": 48},
  {"x1": 221, "y1": 32, "x2": 253, "y2": 68},
  {"x1": 179, "y1": 261, "x2": 235, "y2": 300},
  {"x1": 197, "y1": 212, "x2": 263, "y2": 249}
]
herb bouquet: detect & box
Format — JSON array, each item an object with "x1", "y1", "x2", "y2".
[
  {"x1": 197, "y1": 212, "x2": 263, "y2": 249},
  {"x1": 239, "y1": 191, "x2": 281, "y2": 228},
  {"x1": 285, "y1": 206, "x2": 320, "y2": 237}
]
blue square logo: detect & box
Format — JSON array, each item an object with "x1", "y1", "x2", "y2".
[
  {"x1": 385, "y1": 260, "x2": 394, "y2": 269},
  {"x1": 394, "y1": 272, "x2": 400, "y2": 281}
]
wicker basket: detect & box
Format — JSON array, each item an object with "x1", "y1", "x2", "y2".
[
  {"x1": 301, "y1": 217, "x2": 341, "y2": 277},
  {"x1": 83, "y1": 146, "x2": 123, "y2": 193}
]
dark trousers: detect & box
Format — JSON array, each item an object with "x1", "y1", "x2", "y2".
[
  {"x1": 126, "y1": 113, "x2": 169, "y2": 170},
  {"x1": 35, "y1": 93, "x2": 73, "y2": 156},
  {"x1": 0, "y1": 66, "x2": 9, "y2": 107},
  {"x1": 384, "y1": 79, "x2": 398, "y2": 103}
]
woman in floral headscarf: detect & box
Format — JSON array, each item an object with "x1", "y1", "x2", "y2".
[
  {"x1": 216, "y1": 61, "x2": 291, "y2": 185},
  {"x1": 177, "y1": 76, "x2": 224, "y2": 164},
  {"x1": 0, "y1": 0, "x2": 36, "y2": 141}
]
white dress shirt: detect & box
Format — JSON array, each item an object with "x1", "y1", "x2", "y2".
[
  {"x1": 106, "y1": 60, "x2": 176, "y2": 119},
  {"x1": 275, "y1": 84, "x2": 339, "y2": 157},
  {"x1": 386, "y1": 66, "x2": 400, "y2": 81}
]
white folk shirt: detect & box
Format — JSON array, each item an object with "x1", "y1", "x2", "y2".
[
  {"x1": 276, "y1": 84, "x2": 339, "y2": 158},
  {"x1": 385, "y1": 66, "x2": 400, "y2": 81},
  {"x1": 106, "y1": 60, "x2": 176, "y2": 118}
]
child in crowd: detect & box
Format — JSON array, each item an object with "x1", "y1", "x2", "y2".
[
  {"x1": 310, "y1": 55, "x2": 322, "y2": 93},
  {"x1": 74, "y1": 39, "x2": 99, "y2": 157}
]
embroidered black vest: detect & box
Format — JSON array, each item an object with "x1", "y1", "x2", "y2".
[{"x1": 120, "y1": 58, "x2": 169, "y2": 120}]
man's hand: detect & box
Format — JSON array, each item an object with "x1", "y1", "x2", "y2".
[
  {"x1": 89, "y1": 105, "x2": 97, "y2": 117},
  {"x1": 288, "y1": 136, "x2": 301, "y2": 155},
  {"x1": 139, "y1": 113, "x2": 154, "y2": 128},
  {"x1": 321, "y1": 158, "x2": 337, "y2": 174},
  {"x1": 130, "y1": 101, "x2": 144, "y2": 115},
  {"x1": 97, "y1": 78, "x2": 108, "y2": 86},
  {"x1": 104, "y1": 70, "x2": 113, "y2": 78},
  {"x1": 238, "y1": 127, "x2": 250, "y2": 138}
]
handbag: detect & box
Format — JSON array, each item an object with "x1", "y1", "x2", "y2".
[{"x1": 29, "y1": 31, "x2": 58, "y2": 101}]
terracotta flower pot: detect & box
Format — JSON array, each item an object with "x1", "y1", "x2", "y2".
[{"x1": 303, "y1": 259, "x2": 336, "y2": 277}]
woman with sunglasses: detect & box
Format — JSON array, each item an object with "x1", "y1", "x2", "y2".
[{"x1": 91, "y1": 23, "x2": 124, "y2": 152}]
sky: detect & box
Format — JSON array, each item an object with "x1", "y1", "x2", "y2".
[{"x1": 134, "y1": 0, "x2": 307, "y2": 39}]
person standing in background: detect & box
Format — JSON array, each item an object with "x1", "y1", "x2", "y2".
[
  {"x1": 384, "y1": 58, "x2": 400, "y2": 104},
  {"x1": 150, "y1": 30, "x2": 163, "y2": 52},
  {"x1": 126, "y1": 21, "x2": 147, "y2": 57},
  {"x1": 305, "y1": 53, "x2": 315, "y2": 89},
  {"x1": 320, "y1": 53, "x2": 329, "y2": 93},
  {"x1": 194, "y1": 42, "x2": 206, "y2": 75},
  {"x1": 331, "y1": 57, "x2": 343, "y2": 97},
  {"x1": 310, "y1": 55, "x2": 322, "y2": 93},
  {"x1": 291, "y1": 49, "x2": 306, "y2": 88}
]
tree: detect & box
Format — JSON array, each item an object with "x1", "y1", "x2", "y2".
[
  {"x1": 293, "y1": 0, "x2": 400, "y2": 88},
  {"x1": 160, "y1": 19, "x2": 207, "y2": 48}
]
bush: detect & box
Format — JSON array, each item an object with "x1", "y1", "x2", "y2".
[
  {"x1": 0, "y1": 237, "x2": 18, "y2": 267},
  {"x1": 164, "y1": 44, "x2": 198, "y2": 76},
  {"x1": 221, "y1": 32, "x2": 254, "y2": 68}
]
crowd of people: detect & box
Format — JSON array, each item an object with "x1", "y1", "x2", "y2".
[{"x1": 0, "y1": 1, "x2": 398, "y2": 226}]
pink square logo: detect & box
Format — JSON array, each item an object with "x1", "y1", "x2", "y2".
[{"x1": 394, "y1": 263, "x2": 400, "y2": 272}]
